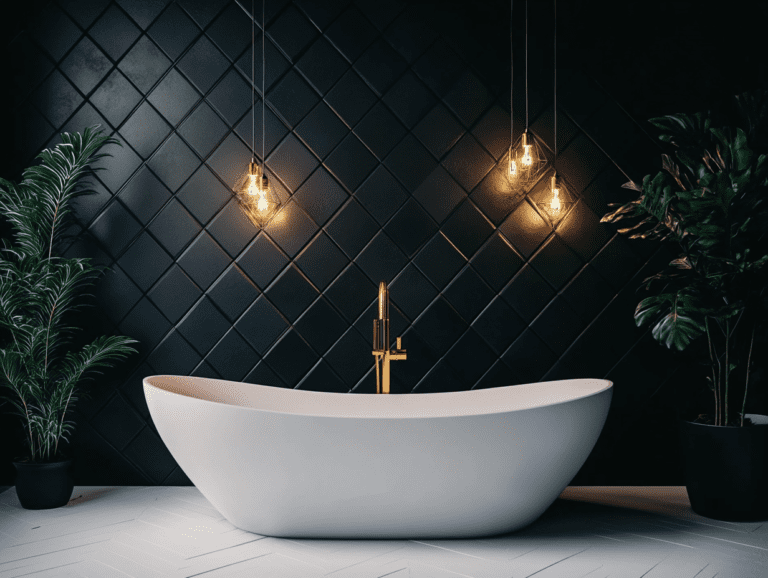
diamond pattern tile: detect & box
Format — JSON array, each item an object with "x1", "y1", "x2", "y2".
[
  {"x1": 118, "y1": 36, "x2": 172, "y2": 94},
  {"x1": 148, "y1": 3, "x2": 199, "y2": 61},
  {"x1": 90, "y1": 69, "x2": 142, "y2": 128},
  {"x1": 33, "y1": 70, "x2": 82, "y2": 129},
  {"x1": 90, "y1": 4, "x2": 141, "y2": 61},
  {"x1": 60, "y1": 37, "x2": 112, "y2": 96},
  {"x1": 7, "y1": 0, "x2": 666, "y2": 486}
]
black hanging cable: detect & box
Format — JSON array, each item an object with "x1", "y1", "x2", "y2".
[
  {"x1": 251, "y1": 0, "x2": 255, "y2": 163},
  {"x1": 553, "y1": 0, "x2": 557, "y2": 169},
  {"x1": 510, "y1": 0, "x2": 513, "y2": 153},
  {"x1": 525, "y1": 0, "x2": 528, "y2": 132},
  {"x1": 262, "y1": 0, "x2": 266, "y2": 175}
]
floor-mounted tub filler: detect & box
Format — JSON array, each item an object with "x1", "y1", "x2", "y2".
[{"x1": 143, "y1": 375, "x2": 612, "y2": 539}]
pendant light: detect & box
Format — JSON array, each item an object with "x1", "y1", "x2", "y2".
[
  {"x1": 537, "y1": 0, "x2": 571, "y2": 227},
  {"x1": 235, "y1": 0, "x2": 280, "y2": 228},
  {"x1": 506, "y1": 0, "x2": 547, "y2": 193}
]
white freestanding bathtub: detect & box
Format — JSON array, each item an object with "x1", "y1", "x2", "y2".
[{"x1": 143, "y1": 376, "x2": 612, "y2": 539}]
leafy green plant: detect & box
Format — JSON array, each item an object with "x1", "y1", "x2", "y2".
[
  {"x1": 601, "y1": 89, "x2": 768, "y2": 427},
  {"x1": 0, "y1": 126, "x2": 137, "y2": 463}
]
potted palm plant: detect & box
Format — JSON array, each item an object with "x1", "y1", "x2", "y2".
[
  {"x1": 601, "y1": 89, "x2": 768, "y2": 520},
  {"x1": 0, "y1": 126, "x2": 137, "y2": 509}
]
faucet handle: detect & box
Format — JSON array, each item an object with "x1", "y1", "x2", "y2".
[
  {"x1": 372, "y1": 319, "x2": 380, "y2": 351},
  {"x1": 390, "y1": 336, "x2": 407, "y2": 360}
]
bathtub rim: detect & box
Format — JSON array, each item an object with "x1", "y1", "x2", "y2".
[{"x1": 143, "y1": 375, "x2": 613, "y2": 420}]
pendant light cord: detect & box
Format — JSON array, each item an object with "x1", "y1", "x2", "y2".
[
  {"x1": 262, "y1": 0, "x2": 266, "y2": 173},
  {"x1": 553, "y1": 0, "x2": 557, "y2": 167},
  {"x1": 525, "y1": 0, "x2": 528, "y2": 132},
  {"x1": 510, "y1": 0, "x2": 513, "y2": 150},
  {"x1": 251, "y1": 0, "x2": 255, "y2": 162}
]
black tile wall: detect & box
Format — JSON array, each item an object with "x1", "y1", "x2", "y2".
[{"x1": 1, "y1": 0, "x2": 688, "y2": 487}]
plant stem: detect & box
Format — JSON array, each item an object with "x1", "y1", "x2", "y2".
[
  {"x1": 725, "y1": 316, "x2": 730, "y2": 425},
  {"x1": 741, "y1": 318, "x2": 756, "y2": 427},
  {"x1": 705, "y1": 317, "x2": 719, "y2": 423}
]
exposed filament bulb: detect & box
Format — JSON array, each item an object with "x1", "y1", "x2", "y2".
[
  {"x1": 509, "y1": 158, "x2": 517, "y2": 177},
  {"x1": 522, "y1": 146, "x2": 532, "y2": 166},
  {"x1": 257, "y1": 191, "x2": 268, "y2": 211},
  {"x1": 247, "y1": 174, "x2": 259, "y2": 196},
  {"x1": 550, "y1": 176, "x2": 561, "y2": 213}
]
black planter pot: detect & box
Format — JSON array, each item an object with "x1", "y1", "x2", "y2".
[
  {"x1": 679, "y1": 414, "x2": 768, "y2": 521},
  {"x1": 13, "y1": 458, "x2": 75, "y2": 510}
]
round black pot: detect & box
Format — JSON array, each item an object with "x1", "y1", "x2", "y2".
[
  {"x1": 679, "y1": 414, "x2": 768, "y2": 521},
  {"x1": 13, "y1": 458, "x2": 75, "y2": 510}
]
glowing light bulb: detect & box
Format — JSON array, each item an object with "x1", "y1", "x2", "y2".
[
  {"x1": 550, "y1": 176, "x2": 561, "y2": 213},
  {"x1": 247, "y1": 174, "x2": 259, "y2": 196},
  {"x1": 509, "y1": 159, "x2": 517, "y2": 177},
  {"x1": 522, "y1": 146, "x2": 533, "y2": 166},
  {"x1": 257, "y1": 193, "x2": 268, "y2": 211}
]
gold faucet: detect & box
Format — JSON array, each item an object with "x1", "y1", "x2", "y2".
[{"x1": 372, "y1": 281, "x2": 407, "y2": 394}]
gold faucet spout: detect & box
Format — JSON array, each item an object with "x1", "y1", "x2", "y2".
[{"x1": 372, "y1": 280, "x2": 406, "y2": 394}]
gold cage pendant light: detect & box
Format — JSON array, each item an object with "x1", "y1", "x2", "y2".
[
  {"x1": 236, "y1": 0, "x2": 280, "y2": 228},
  {"x1": 536, "y1": 0, "x2": 572, "y2": 228},
  {"x1": 506, "y1": 0, "x2": 548, "y2": 195}
]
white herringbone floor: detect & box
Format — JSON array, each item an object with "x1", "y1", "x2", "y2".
[{"x1": 1, "y1": 486, "x2": 766, "y2": 578}]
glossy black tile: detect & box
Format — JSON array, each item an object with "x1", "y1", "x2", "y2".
[
  {"x1": 296, "y1": 102, "x2": 348, "y2": 159},
  {"x1": 33, "y1": 71, "x2": 82, "y2": 130},
  {"x1": 176, "y1": 165, "x2": 230, "y2": 225},
  {"x1": 446, "y1": 328, "x2": 496, "y2": 386},
  {"x1": 441, "y1": 199, "x2": 494, "y2": 259},
  {"x1": 324, "y1": 5, "x2": 377, "y2": 62},
  {"x1": 147, "y1": 264, "x2": 202, "y2": 324},
  {"x1": 413, "y1": 232, "x2": 466, "y2": 290},
  {"x1": 325, "y1": 263, "x2": 376, "y2": 322},
  {"x1": 470, "y1": 232, "x2": 524, "y2": 292},
  {"x1": 207, "y1": 265, "x2": 259, "y2": 322},
  {"x1": 355, "y1": 230, "x2": 407, "y2": 284},
  {"x1": 443, "y1": 266, "x2": 495, "y2": 324},
  {"x1": 296, "y1": 232, "x2": 349, "y2": 290},
  {"x1": 120, "y1": 102, "x2": 172, "y2": 159},
  {"x1": 117, "y1": 231, "x2": 173, "y2": 292},
  {"x1": 206, "y1": 69, "x2": 251, "y2": 125},
  {"x1": 148, "y1": 330, "x2": 202, "y2": 376},
  {"x1": 236, "y1": 233, "x2": 289, "y2": 289},
  {"x1": 90, "y1": 70, "x2": 142, "y2": 129},
  {"x1": 530, "y1": 234, "x2": 583, "y2": 291},
  {"x1": 268, "y1": 70, "x2": 320, "y2": 128},
  {"x1": 269, "y1": 4, "x2": 317, "y2": 61},
  {"x1": 389, "y1": 264, "x2": 437, "y2": 321},
  {"x1": 205, "y1": 328, "x2": 258, "y2": 382},
  {"x1": 295, "y1": 297, "x2": 348, "y2": 355},
  {"x1": 235, "y1": 295, "x2": 289, "y2": 355},
  {"x1": 502, "y1": 265, "x2": 555, "y2": 324},
  {"x1": 206, "y1": 2, "x2": 250, "y2": 62},
  {"x1": 88, "y1": 200, "x2": 142, "y2": 258},
  {"x1": 266, "y1": 264, "x2": 319, "y2": 322},
  {"x1": 384, "y1": 134, "x2": 436, "y2": 192},
  {"x1": 472, "y1": 296, "x2": 526, "y2": 355},
  {"x1": 324, "y1": 327, "x2": 373, "y2": 387},
  {"x1": 383, "y1": 198, "x2": 437, "y2": 257},
  {"x1": 413, "y1": 103, "x2": 464, "y2": 160},
  {"x1": 177, "y1": 296, "x2": 231, "y2": 355},
  {"x1": 297, "y1": 359, "x2": 349, "y2": 392},
  {"x1": 178, "y1": 102, "x2": 228, "y2": 158},
  {"x1": 148, "y1": 199, "x2": 201, "y2": 257},
  {"x1": 117, "y1": 0, "x2": 171, "y2": 30},
  {"x1": 264, "y1": 200, "x2": 318, "y2": 258},
  {"x1": 177, "y1": 231, "x2": 231, "y2": 290},
  {"x1": 382, "y1": 71, "x2": 436, "y2": 130},
  {"x1": 118, "y1": 36, "x2": 172, "y2": 94},
  {"x1": 296, "y1": 37, "x2": 349, "y2": 95},
  {"x1": 353, "y1": 102, "x2": 407, "y2": 161},
  {"x1": 263, "y1": 329, "x2": 319, "y2": 387},
  {"x1": 325, "y1": 199, "x2": 378, "y2": 258},
  {"x1": 90, "y1": 4, "x2": 141, "y2": 61},
  {"x1": 147, "y1": 69, "x2": 201, "y2": 125},
  {"x1": 325, "y1": 133, "x2": 377, "y2": 192},
  {"x1": 413, "y1": 296, "x2": 467, "y2": 356},
  {"x1": 325, "y1": 69, "x2": 377, "y2": 127},
  {"x1": 354, "y1": 38, "x2": 408, "y2": 97}
]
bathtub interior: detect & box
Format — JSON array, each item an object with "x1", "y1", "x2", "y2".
[{"x1": 144, "y1": 375, "x2": 612, "y2": 419}]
